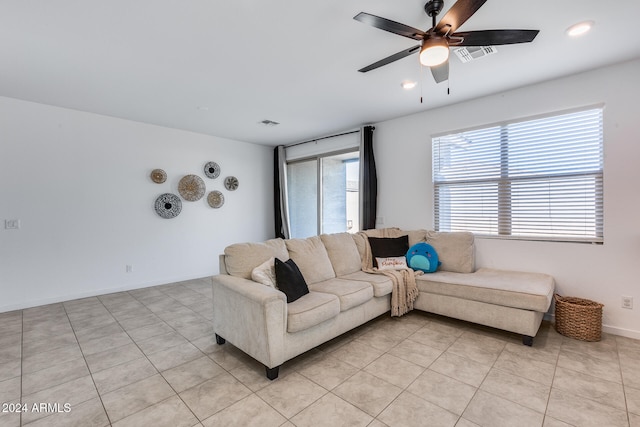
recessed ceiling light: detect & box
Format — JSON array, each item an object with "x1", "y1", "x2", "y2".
[
  {"x1": 401, "y1": 81, "x2": 417, "y2": 90},
  {"x1": 566, "y1": 21, "x2": 594, "y2": 37}
]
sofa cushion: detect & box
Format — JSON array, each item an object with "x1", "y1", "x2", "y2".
[
  {"x1": 251, "y1": 257, "x2": 276, "y2": 287},
  {"x1": 287, "y1": 291, "x2": 341, "y2": 333},
  {"x1": 309, "y1": 278, "x2": 374, "y2": 311},
  {"x1": 275, "y1": 258, "x2": 309, "y2": 303},
  {"x1": 225, "y1": 238, "x2": 289, "y2": 279},
  {"x1": 340, "y1": 271, "x2": 393, "y2": 297},
  {"x1": 320, "y1": 233, "x2": 362, "y2": 276},
  {"x1": 368, "y1": 236, "x2": 409, "y2": 268},
  {"x1": 286, "y1": 236, "x2": 336, "y2": 285},
  {"x1": 425, "y1": 231, "x2": 475, "y2": 273},
  {"x1": 415, "y1": 268, "x2": 554, "y2": 312}
]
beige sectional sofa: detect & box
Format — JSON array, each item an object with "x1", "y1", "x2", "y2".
[{"x1": 211, "y1": 229, "x2": 555, "y2": 379}]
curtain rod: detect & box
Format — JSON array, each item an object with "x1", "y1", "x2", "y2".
[{"x1": 285, "y1": 129, "x2": 361, "y2": 148}]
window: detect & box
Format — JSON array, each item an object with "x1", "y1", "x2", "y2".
[
  {"x1": 433, "y1": 107, "x2": 603, "y2": 243},
  {"x1": 287, "y1": 150, "x2": 360, "y2": 238}
]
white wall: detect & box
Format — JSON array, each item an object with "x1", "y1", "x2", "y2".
[
  {"x1": 374, "y1": 59, "x2": 640, "y2": 339},
  {"x1": 0, "y1": 97, "x2": 273, "y2": 312}
]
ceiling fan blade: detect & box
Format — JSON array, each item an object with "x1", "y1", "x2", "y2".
[
  {"x1": 354, "y1": 12, "x2": 425, "y2": 40},
  {"x1": 430, "y1": 60, "x2": 449, "y2": 83},
  {"x1": 435, "y1": 0, "x2": 487, "y2": 35},
  {"x1": 358, "y1": 45, "x2": 421, "y2": 73},
  {"x1": 451, "y1": 29, "x2": 539, "y2": 46}
]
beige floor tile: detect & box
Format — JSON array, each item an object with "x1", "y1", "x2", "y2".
[
  {"x1": 621, "y1": 352, "x2": 640, "y2": 389},
  {"x1": 189, "y1": 334, "x2": 224, "y2": 355},
  {"x1": 0, "y1": 376, "x2": 20, "y2": 402},
  {"x1": 377, "y1": 391, "x2": 458, "y2": 427},
  {"x1": 208, "y1": 345, "x2": 254, "y2": 370},
  {"x1": 363, "y1": 353, "x2": 425, "y2": 388},
  {"x1": 147, "y1": 342, "x2": 204, "y2": 371},
  {"x1": 23, "y1": 397, "x2": 109, "y2": 427},
  {"x1": 546, "y1": 387, "x2": 629, "y2": 427},
  {"x1": 126, "y1": 322, "x2": 175, "y2": 342},
  {"x1": 560, "y1": 333, "x2": 619, "y2": 361},
  {"x1": 446, "y1": 331, "x2": 506, "y2": 366},
  {"x1": 542, "y1": 416, "x2": 573, "y2": 427},
  {"x1": 552, "y1": 366, "x2": 626, "y2": 410},
  {"x1": 481, "y1": 368, "x2": 550, "y2": 413},
  {"x1": 84, "y1": 343, "x2": 144, "y2": 373},
  {"x1": 21, "y1": 332, "x2": 78, "y2": 357},
  {"x1": 631, "y1": 413, "x2": 640, "y2": 427},
  {"x1": 101, "y1": 373, "x2": 175, "y2": 422},
  {"x1": 22, "y1": 357, "x2": 89, "y2": 395},
  {"x1": 290, "y1": 392, "x2": 373, "y2": 427},
  {"x1": 354, "y1": 329, "x2": 405, "y2": 353},
  {"x1": 92, "y1": 356, "x2": 158, "y2": 395},
  {"x1": 333, "y1": 371, "x2": 402, "y2": 417},
  {"x1": 455, "y1": 419, "x2": 481, "y2": 427},
  {"x1": 22, "y1": 375, "x2": 99, "y2": 424},
  {"x1": 328, "y1": 340, "x2": 385, "y2": 369},
  {"x1": 22, "y1": 343, "x2": 84, "y2": 374},
  {"x1": 256, "y1": 372, "x2": 327, "y2": 418},
  {"x1": 297, "y1": 353, "x2": 359, "y2": 390},
  {"x1": 406, "y1": 369, "x2": 476, "y2": 415},
  {"x1": 79, "y1": 330, "x2": 134, "y2": 356},
  {"x1": 0, "y1": 359, "x2": 20, "y2": 383},
  {"x1": 228, "y1": 363, "x2": 276, "y2": 392},
  {"x1": 118, "y1": 313, "x2": 163, "y2": 331},
  {"x1": 493, "y1": 346, "x2": 556, "y2": 386},
  {"x1": 429, "y1": 351, "x2": 491, "y2": 387},
  {"x1": 407, "y1": 325, "x2": 460, "y2": 351},
  {"x1": 112, "y1": 395, "x2": 198, "y2": 427},
  {"x1": 201, "y1": 394, "x2": 287, "y2": 427},
  {"x1": 557, "y1": 348, "x2": 622, "y2": 383},
  {"x1": 162, "y1": 356, "x2": 224, "y2": 393},
  {"x1": 0, "y1": 400, "x2": 21, "y2": 427},
  {"x1": 74, "y1": 322, "x2": 125, "y2": 344},
  {"x1": 463, "y1": 390, "x2": 544, "y2": 427},
  {"x1": 387, "y1": 338, "x2": 444, "y2": 368},
  {"x1": 69, "y1": 313, "x2": 117, "y2": 331},
  {"x1": 625, "y1": 385, "x2": 640, "y2": 415},
  {"x1": 180, "y1": 372, "x2": 252, "y2": 420},
  {"x1": 137, "y1": 331, "x2": 189, "y2": 355}
]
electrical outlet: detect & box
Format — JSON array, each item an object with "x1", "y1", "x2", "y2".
[
  {"x1": 4, "y1": 219, "x2": 20, "y2": 229},
  {"x1": 621, "y1": 296, "x2": 633, "y2": 309},
  {"x1": 376, "y1": 217, "x2": 385, "y2": 225},
  {"x1": 126, "y1": 265, "x2": 133, "y2": 273}
]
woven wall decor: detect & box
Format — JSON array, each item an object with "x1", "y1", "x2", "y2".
[
  {"x1": 154, "y1": 193, "x2": 182, "y2": 218},
  {"x1": 207, "y1": 191, "x2": 225, "y2": 208},
  {"x1": 224, "y1": 176, "x2": 239, "y2": 191},
  {"x1": 178, "y1": 174, "x2": 206, "y2": 201},
  {"x1": 204, "y1": 161, "x2": 221, "y2": 179},
  {"x1": 150, "y1": 169, "x2": 167, "y2": 184}
]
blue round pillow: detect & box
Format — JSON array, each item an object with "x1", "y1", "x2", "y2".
[{"x1": 406, "y1": 243, "x2": 440, "y2": 273}]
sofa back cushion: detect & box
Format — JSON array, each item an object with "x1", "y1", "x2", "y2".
[
  {"x1": 426, "y1": 230, "x2": 475, "y2": 273},
  {"x1": 286, "y1": 236, "x2": 336, "y2": 285},
  {"x1": 320, "y1": 233, "x2": 362, "y2": 276},
  {"x1": 224, "y1": 238, "x2": 289, "y2": 279},
  {"x1": 368, "y1": 235, "x2": 409, "y2": 268}
]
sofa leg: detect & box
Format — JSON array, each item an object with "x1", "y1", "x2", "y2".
[
  {"x1": 522, "y1": 335, "x2": 533, "y2": 346},
  {"x1": 265, "y1": 365, "x2": 280, "y2": 380},
  {"x1": 215, "y1": 334, "x2": 226, "y2": 345}
]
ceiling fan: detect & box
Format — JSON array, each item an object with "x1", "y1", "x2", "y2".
[{"x1": 354, "y1": 0, "x2": 539, "y2": 83}]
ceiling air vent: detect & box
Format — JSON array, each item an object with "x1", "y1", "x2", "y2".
[
  {"x1": 454, "y1": 46, "x2": 497, "y2": 63},
  {"x1": 259, "y1": 119, "x2": 280, "y2": 126}
]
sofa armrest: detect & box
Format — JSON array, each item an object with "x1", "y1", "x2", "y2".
[{"x1": 211, "y1": 274, "x2": 286, "y2": 368}]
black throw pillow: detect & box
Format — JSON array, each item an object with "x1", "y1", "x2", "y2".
[
  {"x1": 274, "y1": 258, "x2": 309, "y2": 303},
  {"x1": 368, "y1": 235, "x2": 410, "y2": 267}
]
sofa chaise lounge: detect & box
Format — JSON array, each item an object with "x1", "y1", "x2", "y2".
[{"x1": 211, "y1": 228, "x2": 555, "y2": 379}]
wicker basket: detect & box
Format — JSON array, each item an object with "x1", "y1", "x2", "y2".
[{"x1": 554, "y1": 294, "x2": 604, "y2": 341}]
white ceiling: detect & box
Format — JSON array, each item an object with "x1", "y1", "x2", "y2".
[{"x1": 2, "y1": 0, "x2": 640, "y2": 146}]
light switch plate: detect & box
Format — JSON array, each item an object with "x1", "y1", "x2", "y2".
[{"x1": 4, "y1": 219, "x2": 20, "y2": 229}]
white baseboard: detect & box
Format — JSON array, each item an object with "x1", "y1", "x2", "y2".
[
  {"x1": 544, "y1": 313, "x2": 640, "y2": 340},
  {"x1": 0, "y1": 273, "x2": 209, "y2": 313}
]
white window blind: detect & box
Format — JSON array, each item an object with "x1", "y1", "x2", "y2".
[{"x1": 433, "y1": 107, "x2": 604, "y2": 243}]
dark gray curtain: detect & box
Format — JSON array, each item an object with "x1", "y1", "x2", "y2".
[
  {"x1": 360, "y1": 126, "x2": 377, "y2": 230},
  {"x1": 274, "y1": 146, "x2": 290, "y2": 238}
]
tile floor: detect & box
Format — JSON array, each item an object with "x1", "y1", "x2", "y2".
[{"x1": 1, "y1": 277, "x2": 639, "y2": 427}]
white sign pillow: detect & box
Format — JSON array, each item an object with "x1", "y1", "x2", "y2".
[{"x1": 376, "y1": 256, "x2": 408, "y2": 271}]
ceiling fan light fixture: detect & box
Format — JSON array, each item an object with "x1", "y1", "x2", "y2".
[{"x1": 419, "y1": 37, "x2": 449, "y2": 67}]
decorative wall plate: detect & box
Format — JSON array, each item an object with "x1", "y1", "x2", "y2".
[
  {"x1": 150, "y1": 169, "x2": 167, "y2": 184},
  {"x1": 207, "y1": 191, "x2": 225, "y2": 208},
  {"x1": 154, "y1": 193, "x2": 182, "y2": 218},
  {"x1": 224, "y1": 176, "x2": 239, "y2": 191},
  {"x1": 204, "y1": 161, "x2": 220, "y2": 179},
  {"x1": 178, "y1": 174, "x2": 206, "y2": 201}
]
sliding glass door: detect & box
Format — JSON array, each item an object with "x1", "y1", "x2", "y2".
[{"x1": 287, "y1": 150, "x2": 359, "y2": 239}]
